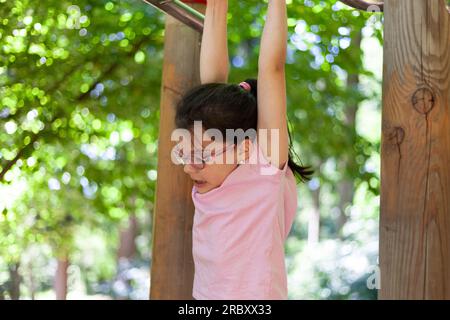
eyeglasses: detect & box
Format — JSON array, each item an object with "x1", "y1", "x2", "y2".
[{"x1": 172, "y1": 143, "x2": 236, "y2": 170}]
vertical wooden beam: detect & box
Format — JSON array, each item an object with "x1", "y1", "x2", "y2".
[
  {"x1": 380, "y1": 0, "x2": 450, "y2": 299},
  {"x1": 150, "y1": 3, "x2": 205, "y2": 300}
]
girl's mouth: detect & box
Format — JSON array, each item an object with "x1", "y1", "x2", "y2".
[{"x1": 194, "y1": 180, "x2": 207, "y2": 187}]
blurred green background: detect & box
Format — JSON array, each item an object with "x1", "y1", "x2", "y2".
[{"x1": 0, "y1": 0, "x2": 385, "y2": 299}]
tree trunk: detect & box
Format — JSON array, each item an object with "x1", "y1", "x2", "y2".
[
  {"x1": 118, "y1": 213, "x2": 138, "y2": 260},
  {"x1": 336, "y1": 30, "x2": 361, "y2": 237},
  {"x1": 307, "y1": 186, "x2": 321, "y2": 245},
  {"x1": 28, "y1": 262, "x2": 36, "y2": 300},
  {"x1": 8, "y1": 262, "x2": 21, "y2": 300},
  {"x1": 54, "y1": 258, "x2": 69, "y2": 300}
]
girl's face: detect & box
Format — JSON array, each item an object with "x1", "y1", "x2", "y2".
[{"x1": 182, "y1": 131, "x2": 252, "y2": 194}]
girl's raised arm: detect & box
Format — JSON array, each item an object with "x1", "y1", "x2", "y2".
[
  {"x1": 257, "y1": 0, "x2": 288, "y2": 170},
  {"x1": 200, "y1": 0, "x2": 229, "y2": 84}
]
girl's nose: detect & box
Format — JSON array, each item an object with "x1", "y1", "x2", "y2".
[{"x1": 183, "y1": 164, "x2": 198, "y2": 174}]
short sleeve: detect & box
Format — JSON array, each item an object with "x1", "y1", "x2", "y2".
[{"x1": 252, "y1": 141, "x2": 289, "y2": 177}]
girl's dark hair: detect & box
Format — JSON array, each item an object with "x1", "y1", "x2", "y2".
[{"x1": 175, "y1": 78, "x2": 314, "y2": 183}]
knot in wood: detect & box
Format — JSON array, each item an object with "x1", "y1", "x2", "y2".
[
  {"x1": 412, "y1": 87, "x2": 435, "y2": 115},
  {"x1": 387, "y1": 126, "x2": 405, "y2": 145}
]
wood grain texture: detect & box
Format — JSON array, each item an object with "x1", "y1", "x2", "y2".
[
  {"x1": 149, "y1": 4, "x2": 205, "y2": 300},
  {"x1": 380, "y1": 0, "x2": 450, "y2": 299}
]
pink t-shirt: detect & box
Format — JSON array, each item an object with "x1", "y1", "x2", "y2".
[{"x1": 191, "y1": 140, "x2": 298, "y2": 300}]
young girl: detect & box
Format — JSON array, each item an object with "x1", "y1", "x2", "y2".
[{"x1": 174, "y1": 0, "x2": 313, "y2": 299}]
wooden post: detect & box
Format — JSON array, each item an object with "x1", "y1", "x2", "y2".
[
  {"x1": 150, "y1": 3, "x2": 205, "y2": 300},
  {"x1": 380, "y1": 0, "x2": 450, "y2": 299}
]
